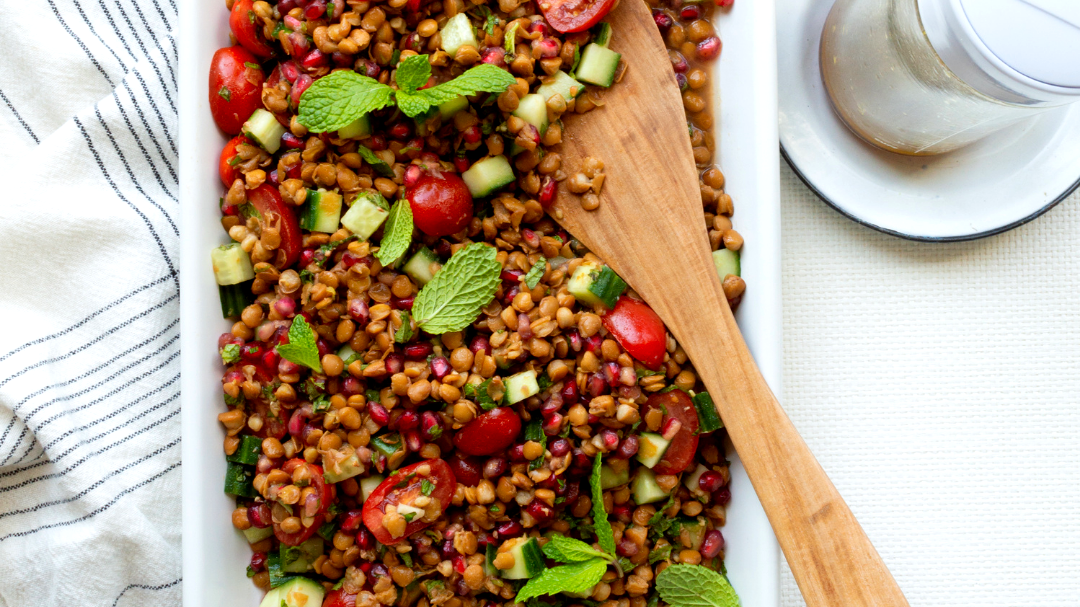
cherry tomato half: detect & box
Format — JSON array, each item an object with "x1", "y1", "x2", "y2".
[
  {"x1": 273, "y1": 459, "x2": 336, "y2": 546},
  {"x1": 219, "y1": 135, "x2": 247, "y2": 187},
  {"x1": 323, "y1": 589, "x2": 358, "y2": 607},
  {"x1": 209, "y1": 46, "x2": 265, "y2": 135},
  {"x1": 539, "y1": 0, "x2": 617, "y2": 33},
  {"x1": 453, "y1": 408, "x2": 522, "y2": 456},
  {"x1": 229, "y1": 0, "x2": 276, "y2": 58},
  {"x1": 362, "y1": 459, "x2": 455, "y2": 545},
  {"x1": 601, "y1": 296, "x2": 667, "y2": 371},
  {"x1": 641, "y1": 390, "x2": 699, "y2": 475},
  {"x1": 247, "y1": 184, "x2": 302, "y2": 268},
  {"x1": 405, "y1": 169, "x2": 473, "y2": 237}
]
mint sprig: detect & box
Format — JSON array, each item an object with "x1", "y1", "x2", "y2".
[
  {"x1": 590, "y1": 453, "x2": 617, "y2": 556},
  {"x1": 395, "y1": 310, "x2": 415, "y2": 344},
  {"x1": 395, "y1": 54, "x2": 431, "y2": 92},
  {"x1": 413, "y1": 64, "x2": 517, "y2": 107},
  {"x1": 655, "y1": 564, "x2": 741, "y2": 607},
  {"x1": 412, "y1": 243, "x2": 500, "y2": 334},
  {"x1": 277, "y1": 315, "x2": 323, "y2": 373},
  {"x1": 524, "y1": 256, "x2": 547, "y2": 289},
  {"x1": 516, "y1": 558, "x2": 608, "y2": 603},
  {"x1": 543, "y1": 535, "x2": 614, "y2": 564},
  {"x1": 376, "y1": 199, "x2": 413, "y2": 265},
  {"x1": 357, "y1": 146, "x2": 395, "y2": 178},
  {"x1": 221, "y1": 343, "x2": 241, "y2": 365}
]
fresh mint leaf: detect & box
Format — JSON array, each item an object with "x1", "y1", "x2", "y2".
[
  {"x1": 400, "y1": 551, "x2": 413, "y2": 567},
  {"x1": 412, "y1": 243, "x2": 500, "y2": 334},
  {"x1": 590, "y1": 453, "x2": 616, "y2": 556},
  {"x1": 504, "y1": 22, "x2": 519, "y2": 56},
  {"x1": 318, "y1": 522, "x2": 336, "y2": 541},
  {"x1": 396, "y1": 54, "x2": 432, "y2": 93},
  {"x1": 298, "y1": 70, "x2": 395, "y2": 133},
  {"x1": 464, "y1": 378, "x2": 502, "y2": 411},
  {"x1": 421, "y1": 479, "x2": 435, "y2": 496},
  {"x1": 543, "y1": 535, "x2": 612, "y2": 564},
  {"x1": 516, "y1": 558, "x2": 608, "y2": 603},
  {"x1": 524, "y1": 256, "x2": 547, "y2": 289},
  {"x1": 648, "y1": 543, "x2": 672, "y2": 564},
  {"x1": 276, "y1": 315, "x2": 323, "y2": 373},
  {"x1": 395, "y1": 90, "x2": 435, "y2": 118},
  {"x1": 376, "y1": 199, "x2": 413, "y2": 265},
  {"x1": 418, "y1": 64, "x2": 517, "y2": 106},
  {"x1": 224, "y1": 393, "x2": 245, "y2": 408},
  {"x1": 221, "y1": 343, "x2": 241, "y2": 365},
  {"x1": 357, "y1": 146, "x2": 396, "y2": 178},
  {"x1": 395, "y1": 310, "x2": 415, "y2": 344},
  {"x1": 655, "y1": 564, "x2": 741, "y2": 607},
  {"x1": 312, "y1": 394, "x2": 332, "y2": 413},
  {"x1": 587, "y1": 266, "x2": 627, "y2": 309}
]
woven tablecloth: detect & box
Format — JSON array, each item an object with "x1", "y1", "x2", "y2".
[{"x1": 778, "y1": 165, "x2": 1080, "y2": 606}]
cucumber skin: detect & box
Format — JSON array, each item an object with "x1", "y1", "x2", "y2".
[
  {"x1": 224, "y1": 461, "x2": 257, "y2": 498},
  {"x1": 461, "y1": 156, "x2": 516, "y2": 198},
  {"x1": 227, "y1": 435, "x2": 262, "y2": 465},
  {"x1": 219, "y1": 282, "x2": 254, "y2": 319},
  {"x1": 712, "y1": 248, "x2": 740, "y2": 279},
  {"x1": 500, "y1": 537, "x2": 545, "y2": 579},
  {"x1": 692, "y1": 392, "x2": 723, "y2": 433},
  {"x1": 576, "y1": 44, "x2": 621, "y2": 88}
]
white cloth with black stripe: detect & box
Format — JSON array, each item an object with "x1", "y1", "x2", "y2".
[{"x1": 0, "y1": 1, "x2": 180, "y2": 606}]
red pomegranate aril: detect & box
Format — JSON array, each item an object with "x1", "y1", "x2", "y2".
[
  {"x1": 653, "y1": 10, "x2": 674, "y2": 31},
  {"x1": 454, "y1": 156, "x2": 471, "y2": 173},
  {"x1": 250, "y1": 551, "x2": 268, "y2": 572},
  {"x1": 278, "y1": 358, "x2": 301, "y2": 375},
  {"x1": 452, "y1": 555, "x2": 467, "y2": 574},
  {"x1": 616, "y1": 536, "x2": 639, "y2": 556},
  {"x1": 566, "y1": 329, "x2": 583, "y2": 352},
  {"x1": 614, "y1": 434, "x2": 639, "y2": 459},
  {"x1": 661, "y1": 417, "x2": 683, "y2": 440},
  {"x1": 540, "y1": 395, "x2": 562, "y2": 417},
  {"x1": 299, "y1": 248, "x2": 316, "y2": 267},
  {"x1": 405, "y1": 137, "x2": 425, "y2": 157},
  {"x1": 368, "y1": 402, "x2": 390, "y2": 427},
  {"x1": 430, "y1": 356, "x2": 451, "y2": 380},
  {"x1": 261, "y1": 349, "x2": 280, "y2": 371},
  {"x1": 404, "y1": 164, "x2": 423, "y2": 187},
  {"x1": 280, "y1": 60, "x2": 301, "y2": 83},
  {"x1": 284, "y1": 16, "x2": 304, "y2": 36},
  {"x1": 500, "y1": 268, "x2": 525, "y2": 283},
  {"x1": 316, "y1": 338, "x2": 332, "y2": 358},
  {"x1": 480, "y1": 46, "x2": 506, "y2": 66},
  {"x1": 218, "y1": 332, "x2": 242, "y2": 349},
  {"x1": 370, "y1": 563, "x2": 389, "y2": 579},
  {"x1": 288, "y1": 32, "x2": 311, "y2": 58},
  {"x1": 716, "y1": 0, "x2": 734, "y2": 7},
  {"x1": 440, "y1": 539, "x2": 459, "y2": 559},
  {"x1": 521, "y1": 123, "x2": 541, "y2": 144},
  {"x1": 341, "y1": 509, "x2": 364, "y2": 532},
  {"x1": 288, "y1": 161, "x2": 303, "y2": 179},
  {"x1": 348, "y1": 299, "x2": 370, "y2": 324},
  {"x1": 539, "y1": 176, "x2": 556, "y2": 207},
  {"x1": 701, "y1": 530, "x2": 725, "y2": 558},
  {"x1": 676, "y1": 72, "x2": 689, "y2": 91},
  {"x1": 599, "y1": 428, "x2": 620, "y2": 451},
  {"x1": 287, "y1": 407, "x2": 311, "y2": 436},
  {"x1": 279, "y1": 0, "x2": 297, "y2": 11},
  {"x1": 403, "y1": 429, "x2": 423, "y2": 452},
  {"x1": 502, "y1": 284, "x2": 520, "y2": 305},
  {"x1": 587, "y1": 374, "x2": 608, "y2": 398},
  {"x1": 518, "y1": 313, "x2": 533, "y2": 340},
  {"x1": 560, "y1": 382, "x2": 579, "y2": 409},
  {"x1": 356, "y1": 526, "x2": 375, "y2": 550},
  {"x1": 712, "y1": 487, "x2": 731, "y2": 506},
  {"x1": 397, "y1": 411, "x2": 420, "y2": 431},
  {"x1": 421, "y1": 411, "x2": 443, "y2": 441},
  {"x1": 543, "y1": 413, "x2": 563, "y2": 436},
  {"x1": 496, "y1": 520, "x2": 523, "y2": 539},
  {"x1": 508, "y1": 444, "x2": 527, "y2": 462},
  {"x1": 331, "y1": 51, "x2": 353, "y2": 68},
  {"x1": 697, "y1": 36, "x2": 722, "y2": 60},
  {"x1": 301, "y1": 48, "x2": 329, "y2": 68},
  {"x1": 679, "y1": 4, "x2": 701, "y2": 19},
  {"x1": 670, "y1": 50, "x2": 689, "y2": 73},
  {"x1": 698, "y1": 470, "x2": 725, "y2": 493},
  {"x1": 389, "y1": 123, "x2": 411, "y2": 139},
  {"x1": 463, "y1": 125, "x2": 482, "y2": 144},
  {"x1": 391, "y1": 296, "x2": 415, "y2": 310},
  {"x1": 304, "y1": 0, "x2": 327, "y2": 19},
  {"x1": 603, "y1": 362, "x2": 621, "y2": 386},
  {"x1": 533, "y1": 37, "x2": 559, "y2": 58},
  {"x1": 240, "y1": 343, "x2": 263, "y2": 360},
  {"x1": 469, "y1": 335, "x2": 492, "y2": 355},
  {"x1": 385, "y1": 353, "x2": 404, "y2": 374},
  {"x1": 584, "y1": 334, "x2": 603, "y2": 354},
  {"x1": 521, "y1": 229, "x2": 541, "y2": 249},
  {"x1": 248, "y1": 503, "x2": 272, "y2": 528},
  {"x1": 549, "y1": 438, "x2": 571, "y2": 457},
  {"x1": 483, "y1": 457, "x2": 507, "y2": 479},
  {"x1": 528, "y1": 21, "x2": 549, "y2": 35},
  {"x1": 526, "y1": 500, "x2": 555, "y2": 523},
  {"x1": 281, "y1": 132, "x2": 304, "y2": 149},
  {"x1": 404, "y1": 342, "x2": 433, "y2": 360},
  {"x1": 366, "y1": 133, "x2": 386, "y2": 150},
  {"x1": 220, "y1": 202, "x2": 239, "y2": 216}
]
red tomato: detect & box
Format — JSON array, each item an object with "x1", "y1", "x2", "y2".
[
  {"x1": 539, "y1": 0, "x2": 617, "y2": 33},
  {"x1": 405, "y1": 170, "x2": 473, "y2": 237},
  {"x1": 323, "y1": 589, "x2": 357, "y2": 607},
  {"x1": 453, "y1": 408, "x2": 522, "y2": 456},
  {"x1": 209, "y1": 46, "x2": 265, "y2": 134},
  {"x1": 641, "y1": 390, "x2": 699, "y2": 475},
  {"x1": 273, "y1": 459, "x2": 336, "y2": 546},
  {"x1": 247, "y1": 185, "x2": 302, "y2": 268},
  {"x1": 229, "y1": 0, "x2": 275, "y2": 58},
  {"x1": 601, "y1": 296, "x2": 667, "y2": 371},
  {"x1": 362, "y1": 459, "x2": 455, "y2": 545},
  {"x1": 219, "y1": 135, "x2": 247, "y2": 187}
]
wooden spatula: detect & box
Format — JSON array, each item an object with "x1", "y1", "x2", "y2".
[{"x1": 548, "y1": 1, "x2": 909, "y2": 605}]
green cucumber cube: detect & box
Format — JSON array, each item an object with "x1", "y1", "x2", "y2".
[
  {"x1": 227, "y1": 435, "x2": 263, "y2": 466},
  {"x1": 338, "y1": 114, "x2": 371, "y2": 140},
  {"x1": 635, "y1": 432, "x2": 671, "y2": 469},
  {"x1": 512, "y1": 93, "x2": 549, "y2": 134},
  {"x1": 567, "y1": 260, "x2": 604, "y2": 307},
  {"x1": 359, "y1": 474, "x2": 385, "y2": 503},
  {"x1": 272, "y1": 577, "x2": 325, "y2": 607},
  {"x1": 712, "y1": 248, "x2": 740, "y2": 279},
  {"x1": 505, "y1": 370, "x2": 540, "y2": 404},
  {"x1": 461, "y1": 155, "x2": 516, "y2": 198},
  {"x1": 439, "y1": 95, "x2": 469, "y2": 120},
  {"x1": 341, "y1": 192, "x2": 390, "y2": 240},
  {"x1": 440, "y1": 13, "x2": 478, "y2": 57},
  {"x1": 211, "y1": 243, "x2": 255, "y2": 286},
  {"x1": 322, "y1": 445, "x2": 364, "y2": 483},
  {"x1": 537, "y1": 71, "x2": 585, "y2": 105},
  {"x1": 301, "y1": 188, "x2": 343, "y2": 234},
  {"x1": 600, "y1": 464, "x2": 630, "y2": 489},
  {"x1": 631, "y1": 467, "x2": 671, "y2": 505},
  {"x1": 576, "y1": 43, "x2": 621, "y2": 88},
  {"x1": 242, "y1": 525, "x2": 275, "y2": 544},
  {"x1": 683, "y1": 463, "x2": 710, "y2": 498},
  {"x1": 501, "y1": 537, "x2": 545, "y2": 579},
  {"x1": 242, "y1": 108, "x2": 286, "y2": 154},
  {"x1": 403, "y1": 247, "x2": 440, "y2": 286}
]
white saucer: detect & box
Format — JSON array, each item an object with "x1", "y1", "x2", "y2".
[{"x1": 777, "y1": 0, "x2": 1080, "y2": 241}]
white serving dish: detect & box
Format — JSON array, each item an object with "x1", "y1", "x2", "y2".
[{"x1": 179, "y1": 1, "x2": 781, "y2": 604}]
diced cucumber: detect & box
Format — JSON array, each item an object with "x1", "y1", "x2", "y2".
[
  {"x1": 337, "y1": 344, "x2": 359, "y2": 366},
  {"x1": 567, "y1": 260, "x2": 604, "y2": 307},
  {"x1": 600, "y1": 464, "x2": 630, "y2": 489},
  {"x1": 512, "y1": 93, "x2": 549, "y2": 135},
  {"x1": 681, "y1": 517, "x2": 707, "y2": 551},
  {"x1": 505, "y1": 370, "x2": 540, "y2": 404},
  {"x1": 439, "y1": 95, "x2": 469, "y2": 120},
  {"x1": 403, "y1": 247, "x2": 440, "y2": 286},
  {"x1": 440, "y1": 13, "x2": 478, "y2": 57},
  {"x1": 500, "y1": 537, "x2": 545, "y2": 580},
  {"x1": 243, "y1": 108, "x2": 286, "y2": 154},
  {"x1": 576, "y1": 43, "x2": 621, "y2": 88},
  {"x1": 593, "y1": 22, "x2": 613, "y2": 47},
  {"x1": 301, "y1": 188, "x2": 343, "y2": 234},
  {"x1": 341, "y1": 191, "x2": 390, "y2": 240},
  {"x1": 712, "y1": 248, "x2": 740, "y2": 279},
  {"x1": 484, "y1": 543, "x2": 499, "y2": 577},
  {"x1": 322, "y1": 444, "x2": 364, "y2": 483},
  {"x1": 684, "y1": 463, "x2": 710, "y2": 498},
  {"x1": 635, "y1": 432, "x2": 671, "y2": 469},
  {"x1": 259, "y1": 588, "x2": 283, "y2": 607},
  {"x1": 243, "y1": 525, "x2": 275, "y2": 544},
  {"x1": 281, "y1": 537, "x2": 325, "y2": 573},
  {"x1": 212, "y1": 243, "x2": 255, "y2": 286},
  {"x1": 692, "y1": 392, "x2": 723, "y2": 433},
  {"x1": 224, "y1": 461, "x2": 256, "y2": 498},
  {"x1": 227, "y1": 435, "x2": 263, "y2": 465},
  {"x1": 631, "y1": 467, "x2": 671, "y2": 505},
  {"x1": 219, "y1": 282, "x2": 254, "y2": 319},
  {"x1": 371, "y1": 433, "x2": 403, "y2": 459},
  {"x1": 587, "y1": 265, "x2": 627, "y2": 309},
  {"x1": 537, "y1": 71, "x2": 585, "y2": 105},
  {"x1": 338, "y1": 114, "x2": 371, "y2": 140},
  {"x1": 462, "y1": 155, "x2": 516, "y2": 198},
  {"x1": 359, "y1": 474, "x2": 385, "y2": 503},
  {"x1": 276, "y1": 577, "x2": 326, "y2": 607}
]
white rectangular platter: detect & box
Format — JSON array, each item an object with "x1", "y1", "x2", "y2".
[{"x1": 179, "y1": 1, "x2": 781, "y2": 604}]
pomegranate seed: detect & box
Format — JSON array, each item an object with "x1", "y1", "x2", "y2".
[
  {"x1": 368, "y1": 402, "x2": 390, "y2": 426},
  {"x1": 454, "y1": 156, "x2": 471, "y2": 173},
  {"x1": 278, "y1": 132, "x2": 303, "y2": 150},
  {"x1": 341, "y1": 509, "x2": 364, "y2": 532},
  {"x1": 469, "y1": 335, "x2": 492, "y2": 355},
  {"x1": 603, "y1": 362, "x2": 620, "y2": 386},
  {"x1": 463, "y1": 125, "x2": 482, "y2": 144},
  {"x1": 220, "y1": 202, "x2": 239, "y2": 216},
  {"x1": 508, "y1": 444, "x2": 527, "y2": 462},
  {"x1": 421, "y1": 411, "x2": 443, "y2": 441},
  {"x1": 676, "y1": 73, "x2": 689, "y2": 91},
  {"x1": 240, "y1": 343, "x2": 263, "y2": 360},
  {"x1": 406, "y1": 0, "x2": 422, "y2": 12},
  {"x1": 440, "y1": 539, "x2": 459, "y2": 559},
  {"x1": 398, "y1": 411, "x2": 420, "y2": 431},
  {"x1": 502, "y1": 285, "x2": 520, "y2": 305},
  {"x1": 550, "y1": 438, "x2": 571, "y2": 457},
  {"x1": 701, "y1": 530, "x2": 725, "y2": 558},
  {"x1": 540, "y1": 395, "x2": 562, "y2": 417},
  {"x1": 392, "y1": 296, "x2": 414, "y2": 310},
  {"x1": 528, "y1": 21, "x2": 549, "y2": 35},
  {"x1": 304, "y1": 0, "x2": 327, "y2": 20},
  {"x1": 288, "y1": 406, "x2": 312, "y2": 436},
  {"x1": 661, "y1": 417, "x2": 683, "y2": 440},
  {"x1": 385, "y1": 353, "x2": 404, "y2": 374},
  {"x1": 587, "y1": 374, "x2": 607, "y2": 397},
  {"x1": 281, "y1": 61, "x2": 301, "y2": 84},
  {"x1": 370, "y1": 563, "x2": 389, "y2": 579},
  {"x1": 518, "y1": 313, "x2": 533, "y2": 340},
  {"x1": 342, "y1": 377, "x2": 361, "y2": 396},
  {"x1": 405, "y1": 137, "x2": 425, "y2": 156},
  {"x1": 521, "y1": 124, "x2": 541, "y2": 144},
  {"x1": 698, "y1": 470, "x2": 725, "y2": 493},
  {"x1": 501, "y1": 268, "x2": 525, "y2": 283},
  {"x1": 533, "y1": 37, "x2": 559, "y2": 58},
  {"x1": 403, "y1": 429, "x2": 423, "y2": 452},
  {"x1": 653, "y1": 10, "x2": 674, "y2": 31},
  {"x1": 404, "y1": 342, "x2": 433, "y2": 360},
  {"x1": 430, "y1": 356, "x2": 451, "y2": 380},
  {"x1": 267, "y1": 168, "x2": 281, "y2": 186},
  {"x1": 356, "y1": 527, "x2": 375, "y2": 550},
  {"x1": 539, "y1": 176, "x2": 556, "y2": 207},
  {"x1": 287, "y1": 161, "x2": 302, "y2": 179},
  {"x1": 453, "y1": 555, "x2": 467, "y2": 573},
  {"x1": 301, "y1": 48, "x2": 329, "y2": 68},
  {"x1": 697, "y1": 36, "x2": 722, "y2": 60},
  {"x1": 480, "y1": 46, "x2": 506, "y2": 66},
  {"x1": 316, "y1": 338, "x2": 331, "y2": 358},
  {"x1": 218, "y1": 332, "x2": 242, "y2": 349},
  {"x1": 279, "y1": 0, "x2": 297, "y2": 11},
  {"x1": 278, "y1": 358, "x2": 300, "y2": 375},
  {"x1": 712, "y1": 487, "x2": 731, "y2": 506},
  {"x1": 670, "y1": 50, "x2": 689, "y2": 73},
  {"x1": 614, "y1": 435, "x2": 639, "y2": 459},
  {"x1": 404, "y1": 164, "x2": 423, "y2": 187},
  {"x1": 526, "y1": 499, "x2": 555, "y2": 523},
  {"x1": 248, "y1": 503, "x2": 272, "y2": 528},
  {"x1": 367, "y1": 133, "x2": 387, "y2": 151},
  {"x1": 571, "y1": 449, "x2": 591, "y2": 471},
  {"x1": 389, "y1": 123, "x2": 411, "y2": 139},
  {"x1": 599, "y1": 429, "x2": 620, "y2": 450},
  {"x1": 680, "y1": 4, "x2": 701, "y2": 19},
  {"x1": 250, "y1": 552, "x2": 268, "y2": 572},
  {"x1": 348, "y1": 298, "x2": 369, "y2": 324},
  {"x1": 284, "y1": 16, "x2": 304, "y2": 35},
  {"x1": 616, "y1": 536, "x2": 639, "y2": 556},
  {"x1": 542, "y1": 413, "x2": 563, "y2": 436},
  {"x1": 288, "y1": 32, "x2": 310, "y2": 58},
  {"x1": 563, "y1": 481, "x2": 580, "y2": 503},
  {"x1": 261, "y1": 349, "x2": 279, "y2": 371},
  {"x1": 300, "y1": 249, "x2": 316, "y2": 268},
  {"x1": 585, "y1": 334, "x2": 603, "y2": 354},
  {"x1": 341, "y1": 252, "x2": 364, "y2": 268},
  {"x1": 331, "y1": 51, "x2": 353, "y2": 68},
  {"x1": 566, "y1": 329, "x2": 583, "y2": 352},
  {"x1": 716, "y1": 0, "x2": 734, "y2": 7},
  {"x1": 521, "y1": 229, "x2": 541, "y2": 249},
  {"x1": 484, "y1": 457, "x2": 507, "y2": 478}
]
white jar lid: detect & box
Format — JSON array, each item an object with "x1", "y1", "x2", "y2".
[{"x1": 960, "y1": 0, "x2": 1080, "y2": 88}]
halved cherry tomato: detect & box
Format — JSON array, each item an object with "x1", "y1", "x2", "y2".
[
  {"x1": 229, "y1": 0, "x2": 276, "y2": 58},
  {"x1": 453, "y1": 408, "x2": 522, "y2": 456},
  {"x1": 323, "y1": 589, "x2": 358, "y2": 607},
  {"x1": 539, "y1": 0, "x2": 617, "y2": 33},
  {"x1": 247, "y1": 184, "x2": 302, "y2": 268},
  {"x1": 362, "y1": 459, "x2": 455, "y2": 545},
  {"x1": 219, "y1": 135, "x2": 247, "y2": 187},
  {"x1": 405, "y1": 169, "x2": 473, "y2": 237},
  {"x1": 273, "y1": 459, "x2": 336, "y2": 546},
  {"x1": 601, "y1": 296, "x2": 667, "y2": 371},
  {"x1": 641, "y1": 390, "x2": 699, "y2": 475},
  {"x1": 209, "y1": 46, "x2": 265, "y2": 135}
]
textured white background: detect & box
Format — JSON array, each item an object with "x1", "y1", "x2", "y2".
[{"x1": 777, "y1": 164, "x2": 1080, "y2": 606}]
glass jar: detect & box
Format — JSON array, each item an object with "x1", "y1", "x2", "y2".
[{"x1": 820, "y1": 0, "x2": 1080, "y2": 156}]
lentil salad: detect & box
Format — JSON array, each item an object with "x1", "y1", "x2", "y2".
[{"x1": 209, "y1": 0, "x2": 747, "y2": 605}]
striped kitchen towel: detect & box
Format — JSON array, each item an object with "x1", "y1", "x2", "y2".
[{"x1": 0, "y1": 1, "x2": 181, "y2": 606}]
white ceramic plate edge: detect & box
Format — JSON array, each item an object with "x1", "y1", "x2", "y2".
[{"x1": 179, "y1": 1, "x2": 782, "y2": 603}]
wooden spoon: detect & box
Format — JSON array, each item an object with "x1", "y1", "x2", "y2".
[{"x1": 548, "y1": 1, "x2": 909, "y2": 605}]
